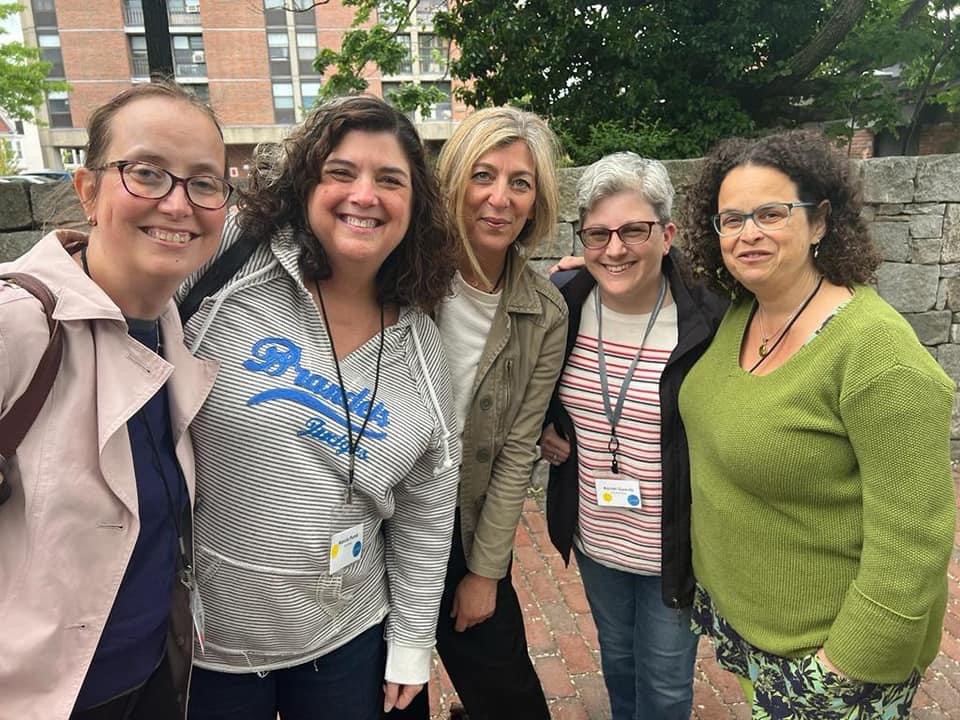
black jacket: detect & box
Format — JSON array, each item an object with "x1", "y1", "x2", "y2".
[{"x1": 544, "y1": 249, "x2": 727, "y2": 608}]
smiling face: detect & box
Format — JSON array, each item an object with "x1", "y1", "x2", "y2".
[
  {"x1": 582, "y1": 191, "x2": 674, "y2": 314},
  {"x1": 717, "y1": 164, "x2": 826, "y2": 300},
  {"x1": 73, "y1": 95, "x2": 227, "y2": 301},
  {"x1": 461, "y1": 141, "x2": 537, "y2": 265},
  {"x1": 305, "y1": 129, "x2": 413, "y2": 280}
]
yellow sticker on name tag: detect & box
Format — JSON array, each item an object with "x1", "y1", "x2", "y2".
[{"x1": 329, "y1": 523, "x2": 364, "y2": 574}]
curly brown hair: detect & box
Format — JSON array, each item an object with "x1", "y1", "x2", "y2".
[
  {"x1": 683, "y1": 130, "x2": 881, "y2": 300},
  {"x1": 238, "y1": 95, "x2": 456, "y2": 312}
]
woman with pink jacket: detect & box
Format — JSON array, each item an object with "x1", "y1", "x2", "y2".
[{"x1": 0, "y1": 82, "x2": 230, "y2": 720}]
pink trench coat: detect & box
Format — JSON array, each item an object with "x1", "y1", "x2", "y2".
[{"x1": 0, "y1": 230, "x2": 218, "y2": 720}]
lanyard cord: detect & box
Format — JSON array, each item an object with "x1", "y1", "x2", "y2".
[
  {"x1": 595, "y1": 274, "x2": 668, "y2": 474},
  {"x1": 315, "y1": 279, "x2": 385, "y2": 504},
  {"x1": 139, "y1": 406, "x2": 192, "y2": 580}
]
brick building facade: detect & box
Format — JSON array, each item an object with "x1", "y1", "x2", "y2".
[{"x1": 20, "y1": 0, "x2": 468, "y2": 177}]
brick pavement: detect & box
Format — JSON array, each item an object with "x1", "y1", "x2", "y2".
[{"x1": 425, "y1": 479, "x2": 960, "y2": 719}]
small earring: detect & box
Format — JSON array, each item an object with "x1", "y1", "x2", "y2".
[
  {"x1": 813, "y1": 243, "x2": 820, "y2": 260},
  {"x1": 87, "y1": 216, "x2": 97, "y2": 227}
]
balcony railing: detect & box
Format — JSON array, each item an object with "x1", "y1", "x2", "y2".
[
  {"x1": 131, "y1": 55, "x2": 150, "y2": 77},
  {"x1": 123, "y1": 5, "x2": 201, "y2": 27},
  {"x1": 124, "y1": 5, "x2": 143, "y2": 25}
]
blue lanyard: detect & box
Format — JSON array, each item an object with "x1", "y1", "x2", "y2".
[{"x1": 594, "y1": 274, "x2": 668, "y2": 474}]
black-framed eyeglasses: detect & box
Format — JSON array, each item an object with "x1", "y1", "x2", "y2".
[
  {"x1": 577, "y1": 220, "x2": 663, "y2": 249},
  {"x1": 712, "y1": 202, "x2": 816, "y2": 237},
  {"x1": 95, "y1": 160, "x2": 234, "y2": 210}
]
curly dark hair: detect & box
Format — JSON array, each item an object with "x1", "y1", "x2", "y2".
[
  {"x1": 683, "y1": 130, "x2": 881, "y2": 300},
  {"x1": 238, "y1": 95, "x2": 456, "y2": 312}
]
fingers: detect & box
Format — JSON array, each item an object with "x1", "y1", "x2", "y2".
[
  {"x1": 540, "y1": 430, "x2": 571, "y2": 465},
  {"x1": 394, "y1": 684, "x2": 424, "y2": 711},
  {"x1": 383, "y1": 682, "x2": 400, "y2": 713}
]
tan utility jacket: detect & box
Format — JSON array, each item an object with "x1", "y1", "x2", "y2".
[{"x1": 457, "y1": 250, "x2": 567, "y2": 579}]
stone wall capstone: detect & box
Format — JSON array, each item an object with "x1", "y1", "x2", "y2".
[{"x1": 4, "y1": 155, "x2": 960, "y2": 455}]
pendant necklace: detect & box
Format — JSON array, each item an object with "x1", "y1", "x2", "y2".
[{"x1": 749, "y1": 275, "x2": 824, "y2": 373}]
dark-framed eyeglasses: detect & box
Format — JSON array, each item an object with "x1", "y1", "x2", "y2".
[
  {"x1": 95, "y1": 160, "x2": 234, "y2": 210},
  {"x1": 712, "y1": 202, "x2": 816, "y2": 237},
  {"x1": 577, "y1": 220, "x2": 663, "y2": 249}
]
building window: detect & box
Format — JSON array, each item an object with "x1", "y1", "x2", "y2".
[
  {"x1": 422, "y1": 81, "x2": 451, "y2": 120},
  {"x1": 394, "y1": 34, "x2": 412, "y2": 75},
  {"x1": 33, "y1": 0, "x2": 58, "y2": 28},
  {"x1": 380, "y1": 82, "x2": 416, "y2": 121},
  {"x1": 300, "y1": 81, "x2": 320, "y2": 110},
  {"x1": 296, "y1": 31, "x2": 317, "y2": 74},
  {"x1": 129, "y1": 36, "x2": 149, "y2": 77},
  {"x1": 172, "y1": 35, "x2": 206, "y2": 78},
  {"x1": 124, "y1": 0, "x2": 144, "y2": 26},
  {"x1": 268, "y1": 32, "x2": 289, "y2": 59},
  {"x1": 418, "y1": 34, "x2": 446, "y2": 75},
  {"x1": 169, "y1": 0, "x2": 202, "y2": 27},
  {"x1": 264, "y1": 0, "x2": 286, "y2": 26},
  {"x1": 59, "y1": 147, "x2": 85, "y2": 168},
  {"x1": 184, "y1": 83, "x2": 210, "y2": 104},
  {"x1": 37, "y1": 33, "x2": 64, "y2": 78},
  {"x1": 48, "y1": 91, "x2": 72, "y2": 128},
  {"x1": 272, "y1": 81, "x2": 295, "y2": 124},
  {"x1": 296, "y1": 32, "x2": 316, "y2": 61},
  {"x1": 416, "y1": 0, "x2": 447, "y2": 26}
]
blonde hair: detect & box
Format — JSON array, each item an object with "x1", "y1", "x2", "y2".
[{"x1": 437, "y1": 107, "x2": 560, "y2": 284}]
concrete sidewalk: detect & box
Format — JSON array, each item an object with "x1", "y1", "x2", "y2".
[{"x1": 426, "y1": 481, "x2": 960, "y2": 719}]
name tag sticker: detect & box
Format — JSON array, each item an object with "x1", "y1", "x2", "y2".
[
  {"x1": 595, "y1": 477, "x2": 642, "y2": 509},
  {"x1": 329, "y1": 523, "x2": 364, "y2": 574}
]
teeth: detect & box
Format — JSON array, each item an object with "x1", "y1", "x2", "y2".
[
  {"x1": 605, "y1": 264, "x2": 632, "y2": 273},
  {"x1": 343, "y1": 216, "x2": 379, "y2": 228},
  {"x1": 146, "y1": 228, "x2": 192, "y2": 244}
]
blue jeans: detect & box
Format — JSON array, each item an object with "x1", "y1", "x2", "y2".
[
  {"x1": 187, "y1": 622, "x2": 386, "y2": 720},
  {"x1": 575, "y1": 548, "x2": 697, "y2": 720}
]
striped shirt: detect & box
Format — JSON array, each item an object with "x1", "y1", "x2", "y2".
[
  {"x1": 558, "y1": 288, "x2": 677, "y2": 575},
  {"x1": 179, "y1": 217, "x2": 460, "y2": 683}
]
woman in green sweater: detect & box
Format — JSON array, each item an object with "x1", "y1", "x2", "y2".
[{"x1": 679, "y1": 130, "x2": 955, "y2": 718}]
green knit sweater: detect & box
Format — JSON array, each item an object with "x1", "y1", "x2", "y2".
[{"x1": 679, "y1": 285, "x2": 955, "y2": 683}]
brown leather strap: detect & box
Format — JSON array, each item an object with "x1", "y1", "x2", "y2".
[{"x1": 0, "y1": 273, "x2": 63, "y2": 461}]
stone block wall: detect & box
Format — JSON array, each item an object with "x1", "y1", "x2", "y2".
[{"x1": 4, "y1": 155, "x2": 960, "y2": 454}]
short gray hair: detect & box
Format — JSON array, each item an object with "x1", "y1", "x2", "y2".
[{"x1": 576, "y1": 152, "x2": 675, "y2": 227}]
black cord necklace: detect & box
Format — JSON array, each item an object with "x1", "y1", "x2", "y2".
[
  {"x1": 748, "y1": 275, "x2": 824, "y2": 374},
  {"x1": 315, "y1": 278, "x2": 385, "y2": 504}
]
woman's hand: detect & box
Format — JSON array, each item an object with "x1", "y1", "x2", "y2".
[
  {"x1": 540, "y1": 424, "x2": 571, "y2": 465},
  {"x1": 383, "y1": 682, "x2": 424, "y2": 712},
  {"x1": 548, "y1": 255, "x2": 586, "y2": 274},
  {"x1": 451, "y1": 572, "x2": 498, "y2": 631},
  {"x1": 815, "y1": 648, "x2": 848, "y2": 678}
]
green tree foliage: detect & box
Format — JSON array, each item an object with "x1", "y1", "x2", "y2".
[
  {"x1": 434, "y1": 0, "x2": 960, "y2": 160},
  {"x1": 312, "y1": 0, "x2": 446, "y2": 116},
  {"x1": 0, "y1": 137, "x2": 19, "y2": 174},
  {"x1": 0, "y1": 3, "x2": 68, "y2": 122}
]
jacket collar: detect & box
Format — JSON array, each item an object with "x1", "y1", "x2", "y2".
[
  {"x1": 11, "y1": 230, "x2": 126, "y2": 324},
  {"x1": 499, "y1": 246, "x2": 541, "y2": 315}
]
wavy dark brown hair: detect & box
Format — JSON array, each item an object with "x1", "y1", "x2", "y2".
[
  {"x1": 683, "y1": 130, "x2": 881, "y2": 300},
  {"x1": 238, "y1": 95, "x2": 456, "y2": 312}
]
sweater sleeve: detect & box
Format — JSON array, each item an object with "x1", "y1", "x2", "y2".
[
  {"x1": 468, "y1": 302, "x2": 568, "y2": 578},
  {"x1": 826, "y1": 363, "x2": 956, "y2": 682},
  {"x1": 381, "y1": 321, "x2": 461, "y2": 684}
]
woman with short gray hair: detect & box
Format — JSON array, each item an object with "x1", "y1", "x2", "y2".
[{"x1": 541, "y1": 152, "x2": 726, "y2": 719}]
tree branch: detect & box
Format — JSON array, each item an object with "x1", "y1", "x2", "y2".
[
  {"x1": 287, "y1": 0, "x2": 331, "y2": 10},
  {"x1": 763, "y1": 0, "x2": 869, "y2": 95}
]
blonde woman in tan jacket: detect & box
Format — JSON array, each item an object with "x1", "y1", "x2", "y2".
[{"x1": 390, "y1": 107, "x2": 567, "y2": 720}]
